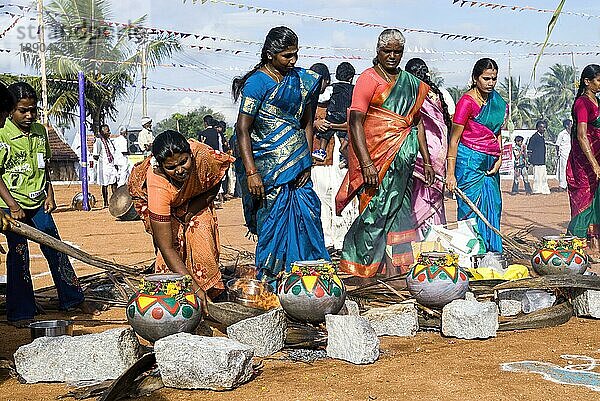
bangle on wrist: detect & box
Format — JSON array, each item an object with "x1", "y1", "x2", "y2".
[
  {"x1": 360, "y1": 161, "x2": 374, "y2": 169},
  {"x1": 446, "y1": 156, "x2": 456, "y2": 160},
  {"x1": 424, "y1": 163, "x2": 432, "y2": 167},
  {"x1": 246, "y1": 168, "x2": 258, "y2": 177}
]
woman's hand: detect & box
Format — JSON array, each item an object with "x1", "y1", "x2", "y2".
[
  {"x1": 9, "y1": 205, "x2": 25, "y2": 221},
  {"x1": 593, "y1": 163, "x2": 600, "y2": 181},
  {"x1": 294, "y1": 168, "x2": 312, "y2": 189},
  {"x1": 314, "y1": 119, "x2": 331, "y2": 133},
  {"x1": 423, "y1": 165, "x2": 435, "y2": 187},
  {"x1": 192, "y1": 283, "x2": 209, "y2": 316},
  {"x1": 486, "y1": 158, "x2": 502, "y2": 176},
  {"x1": 247, "y1": 173, "x2": 265, "y2": 199},
  {"x1": 445, "y1": 173, "x2": 457, "y2": 192},
  {"x1": 361, "y1": 163, "x2": 379, "y2": 187}
]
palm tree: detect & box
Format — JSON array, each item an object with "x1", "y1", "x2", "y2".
[
  {"x1": 540, "y1": 63, "x2": 578, "y2": 113},
  {"x1": 18, "y1": 0, "x2": 180, "y2": 130},
  {"x1": 497, "y1": 76, "x2": 533, "y2": 129}
]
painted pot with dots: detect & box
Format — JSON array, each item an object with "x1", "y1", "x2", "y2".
[
  {"x1": 406, "y1": 252, "x2": 469, "y2": 308},
  {"x1": 277, "y1": 261, "x2": 346, "y2": 324},
  {"x1": 531, "y1": 236, "x2": 588, "y2": 276},
  {"x1": 126, "y1": 274, "x2": 202, "y2": 342}
]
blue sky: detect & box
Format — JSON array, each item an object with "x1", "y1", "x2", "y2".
[{"x1": 1, "y1": 0, "x2": 600, "y2": 140}]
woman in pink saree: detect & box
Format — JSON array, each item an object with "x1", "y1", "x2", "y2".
[
  {"x1": 566, "y1": 64, "x2": 600, "y2": 253},
  {"x1": 405, "y1": 58, "x2": 453, "y2": 238}
]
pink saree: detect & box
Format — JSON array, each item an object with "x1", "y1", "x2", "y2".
[{"x1": 412, "y1": 92, "x2": 448, "y2": 239}]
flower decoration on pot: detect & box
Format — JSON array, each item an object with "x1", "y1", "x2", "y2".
[
  {"x1": 126, "y1": 274, "x2": 202, "y2": 342},
  {"x1": 277, "y1": 260, "x2": 346, "y2": 324},
  {"x1": 531, "y1": 235, "x2": 588, "y2": 276},
  {"x1": 406, "y1": 251, "x2": 469, "y2": 308}
]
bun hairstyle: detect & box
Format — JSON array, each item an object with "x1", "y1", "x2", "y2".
[
  {"x1": 470, "y1": 58, "x2": 499, "y2": 88},
  {"x1": 405, "y1": 58, "x2": 452, "y2": 132},
  {"x1": 373, "y1": 29, "x2": 405, "y2": 66},
  {"x1": 232, "y1": 26, "x2": 298, "y2": 101},
  {"x1": 571, "y1": 64, "x2": 600, "y2": 137}
]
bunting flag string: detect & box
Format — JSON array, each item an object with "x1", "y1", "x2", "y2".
[
  {"x1": 191, "y1": 0, "x2": 600, "y2": 49},
  {"x1": 451, "y1": 1, "x2": 600, "y2": 20},
  {"x1": 0, "y1": 13, "x2": 23, "y2": 39}
]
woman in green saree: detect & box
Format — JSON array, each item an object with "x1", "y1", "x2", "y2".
[{"x1": 335, "y1": 29, "x2": 435, "y2": 277}]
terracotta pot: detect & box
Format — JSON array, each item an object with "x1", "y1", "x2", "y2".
[
  {"x1": 277, "y1": 266, "x2": 346, "y2": 324},
  {"x1": 126, "y1": 274, "x2": 202, "y2": 342},
  {"x1": 531, "y1": 236, "x2": 588, "y2": 276},
  {"x1": 406, "y1": 252, "x2": 469, "y2": 308}
]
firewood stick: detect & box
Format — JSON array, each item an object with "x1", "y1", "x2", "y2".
[{"x1": 8, "y1": 221, "x2": 139, "y2": 275}]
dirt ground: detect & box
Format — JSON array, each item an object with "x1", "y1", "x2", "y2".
[{"x1": 1, "y1": 180, "x2": 599, "y2": 401}]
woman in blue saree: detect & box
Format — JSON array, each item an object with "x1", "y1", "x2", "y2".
[
  {"x1": 233, "y1": 26, "x2": 330, "y2": 282},
  {"x1": 446, "y1": 58, "x2": 507, "y2": 252}
]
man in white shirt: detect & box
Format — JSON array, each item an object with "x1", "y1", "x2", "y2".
[
  {"x1": 137, "y1": 117, "x2": 153, "y2": 155},
  {"x1": 113, "y1": 126, "x2": 132, "y2": 186},
  {"x1": 93, "y1": 124, "x2": 118, "y2": 207},
  {"x1": 554, "y1": 119, "x2": 572, "y2": 191}
]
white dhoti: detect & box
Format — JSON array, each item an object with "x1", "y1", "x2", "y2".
[
  {"x1": 532, "y1": 165, "x2": 550, "y2": 194},
  {"x1": 96, "y1": 161, "x2": 118, "y2": 186},
  {"x1": 556, "y1": 151, "x2": 569, "y2": 189},
  {"x1": 311, "y1": 137, "x2": 357, "y2": 250}
]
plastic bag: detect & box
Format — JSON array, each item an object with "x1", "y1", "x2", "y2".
[{"x1": 422, "y1": 218, "x2": 486, "y2": 267}]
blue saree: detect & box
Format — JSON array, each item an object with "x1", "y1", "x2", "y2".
[
  {"x1": 453, "y1": 90, "x2": 507, "y2": 252},
  {"x1": 237, "y1": 68, "x2": 330, "y2": 281}
]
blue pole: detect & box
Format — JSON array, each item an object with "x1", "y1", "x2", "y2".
[{"x1": 78, "y1": 71, "x2": 90, "y2": 211}]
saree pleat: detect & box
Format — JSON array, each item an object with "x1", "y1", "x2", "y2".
[{"x1": 455, "y1": 143, "x2": 502, "y2": 252}]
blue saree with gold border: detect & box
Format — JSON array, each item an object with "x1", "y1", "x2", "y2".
[{"x1": 236, "y1": 68, "x2": 330, "y2": 281}]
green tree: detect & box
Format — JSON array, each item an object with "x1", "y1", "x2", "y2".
[
  {"x1": 540, "y1": 63, "x2": 578, "y2": 112},
  {"x1": 155, "y1": 106, "x2": 226, "y2": 139},
  {"x1": 497, "y1": 76, "x2": 533, "y2": 129},
  {"x1": 446, "y1": 85, "x2": 469, "y2": 104},
  {"x1": 19, "y1": 0, "x2": 180, "y2": 130}
]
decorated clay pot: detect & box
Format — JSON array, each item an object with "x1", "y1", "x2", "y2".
[
  {"x1": 406, "y1": 252, "x2": 469, "y2": 308},
  {"x1": 126, "y1": 274, "x2": 202, "y2": 342},
  {"x1": 277, "y1": 261, "x2": 346, "y2": 324},
  {"x1": 531, "y1": 236, "x2": 588, "y2": 276}
]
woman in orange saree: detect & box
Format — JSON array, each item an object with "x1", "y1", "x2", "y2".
[
  {"x1": 335, "y1": 29, "x2": 434, "y2": 278},
  {"x1": 129, "y1": 131, "x2": 233, "y2": 304}
]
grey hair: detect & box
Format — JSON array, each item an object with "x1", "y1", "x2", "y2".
[
  {"x1": 373, "y1": 29, "x2": 405, "y2": 65},
  {"x1": 376, "y1": 29, "x2": 405, "y2": 52}
]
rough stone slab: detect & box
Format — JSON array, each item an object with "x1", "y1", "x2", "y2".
[
  {"x1": 497, "y1": 289, "x2": 526, "y2": 317},
  {"x1": 155, "y1": 333, "x2": 253, "y2": 390},
  {"x1": 338, "y1": 300, "x2": 360, "y2": 316},
  {"x1": 14, "y1": 328, "x2": 141, "y2": 383},
  {"x1": 573, "y1": 289, "x2": 600, "y2": 318},
  {"x1": 227, "y1": 308, "x2": 286, "y2": 357},
  {"x1": 325, "y1": 314, "x2": 379, "y2": 364},
  {"x1": 363, "y1": 303, "x2": 418, "y2": 337},
  {"x1": 522, "y1": 290, "x2": 556, "y2": 314},
  {"x1": 442, "y1": 299, "x2": 499, "y2": 339}
]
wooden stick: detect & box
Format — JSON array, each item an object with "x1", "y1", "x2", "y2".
[
  {"x1": 9, "y1": 222, "x2": 139, "y2": 275},
  {"x1": 493, "y1": 275, "x2": 600, "y2": 291}
]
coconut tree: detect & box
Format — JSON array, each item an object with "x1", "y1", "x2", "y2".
[
  {"x1": 19, "y1": 0, "x2": 180, "y2": 130},
  {"x1": 498, "y1": 76, "x2": 533, "y2": 129},
  {"x1": 539, "y1": 63, "x2": 578, "y2": 112},
  {"x1": 446, "y1": 85, "x2": 469, "y2": 104}
]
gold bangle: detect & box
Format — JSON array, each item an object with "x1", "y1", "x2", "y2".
[
  {"x1": 446, "y1": 156, "x2": 456, "y2": 160},
  {"x1": 246, "y1": 168, "x2": 257, "y2": 176},
  {"x1": 424, "y1": 163, "x2": 433, "y2": 167}
]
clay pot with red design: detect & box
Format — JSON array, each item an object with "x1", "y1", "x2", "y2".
[
  {"x1": 406, "y1": 252, "x2": 469, "y2": 308},
  {"x1": 277, "y1": 261, "x2": 346, "y2": 324},
  {"x1": 531, "y1": 236, "x2": 589, "y2": 276},
  {"x1": 126, "y1": 274, "x2": 202, "y2": 342}
]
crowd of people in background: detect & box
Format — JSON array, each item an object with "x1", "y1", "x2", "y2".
[{"x1": 1, "y1": 24, "x2": 599, "y2": 323}]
